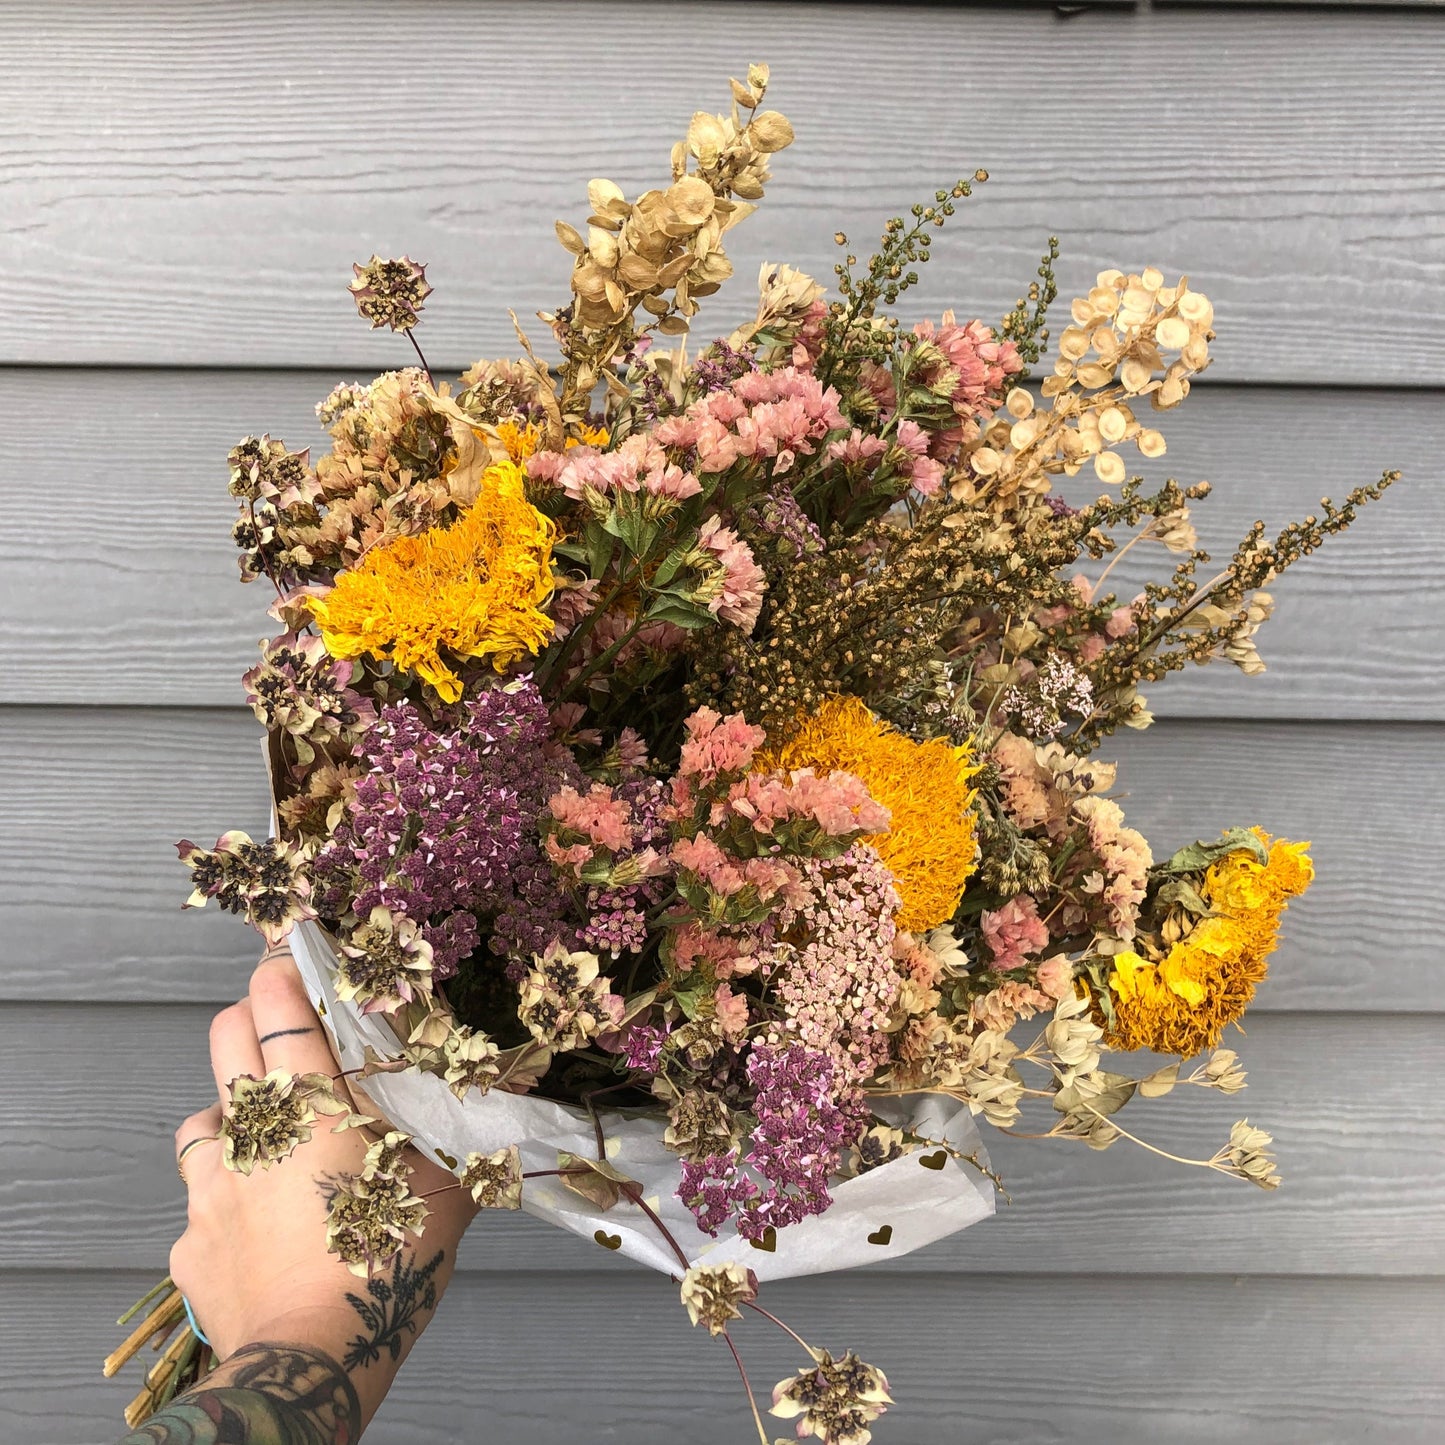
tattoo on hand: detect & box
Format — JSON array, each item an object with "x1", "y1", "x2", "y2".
[
  {"x1": 342, "y1": 1249, "x2": 444, "y2": 1372},
  {"x1": 117, "y1": 1342, "x2": 360, "y2": 1445}
]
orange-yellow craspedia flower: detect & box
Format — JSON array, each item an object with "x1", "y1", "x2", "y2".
[
  {"x1": 759, "y1": 694, "x2": 980, "y2": 932},
  {"x1": 1106, "y1": 830, "x2": 1313, "y2": 1057},
  {"x1": 307, "y1": 460, "x2": 555, "y2": 703}
]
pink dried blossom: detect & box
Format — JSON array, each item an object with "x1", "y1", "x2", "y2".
[
  {"x1": 713, "y1": 982, "x2": 751, "y2": 1040},
  {"x1": 532, "y1": 433, "x2": 701, "y2": 502},
  {"x1": 912, "y1": 312, "x2": 1023, "y2": 430},
  {"x1": 1035, "y1": 955, "x2": 1074, "y2": 1000},
  {"x1": 675, "y1": 709, "x2": 766, "y2": 792},
  {"x1": 970, "y1": 978, "x2": 1055, "y2": 1033},
  {"x1": 980, "y1": 894, "x2": 1050, "y2": 972},
  {"x1": 697, "y1": 515, "x2": 767, "y2": 633},
  {"x1": 549, "y1": 783, "x2": 633, "y2": 852}
]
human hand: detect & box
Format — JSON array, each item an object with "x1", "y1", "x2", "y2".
[{"x1": 167, "y1": 941, "x2": 474, "y2": 1431}]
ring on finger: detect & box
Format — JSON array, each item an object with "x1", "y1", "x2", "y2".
[{"x1": 177, "y1": 1134, "x2": 219, "y2": 1183}]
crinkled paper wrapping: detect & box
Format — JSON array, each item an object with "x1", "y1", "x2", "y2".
[{"x1": 291, "y1": 919, "x2": 995, "y2": 1281}]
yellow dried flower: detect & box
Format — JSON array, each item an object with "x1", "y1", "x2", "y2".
[
  {"x1": 760, "y1": 695, "x2": 980, "y2": 932},
  {"x1": 495, "y1": 418, "x2": 609, "y2": 464},
  {"x1": 308, "y1": 460, "x2": 556, "y2": 703},
  {"x1": 1106, "y1": 830, "x2": 1313, "y2": 1056}
]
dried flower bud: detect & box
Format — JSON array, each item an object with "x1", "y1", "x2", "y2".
[
  {"x1": 1226, "y1": 1119, "x2": 1281, "y2": 1189},
  {"x1": 679, "y1": 1263, "x2": 758, "y2": 1336},
  {"x1": 348, "y1": 255, "x2": 432, "y2": 332},
  {"x1": 460, "y1": 1146, "x2": 524, "y2": 1209},
  {"x1": 1202, "y1": 1048, "x2": 1248, "y2": 1094}
]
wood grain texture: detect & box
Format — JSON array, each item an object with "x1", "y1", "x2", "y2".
[
  {"x1": 3, "y1": 706, "x2": 1437, "y2": 1006},
  {"x1": 1, "y1": 1006, "x2": 1439, "y2": 1275},
  {"x1": 0, "y1": 371, "x2": 1434, "y2": 712},
  {"x1": 1, "y1": 3, "x2": 1443, "y2": 379},
  {"x1": 9, "y1": 1269, "x2": 1444, "y2": 1444}
]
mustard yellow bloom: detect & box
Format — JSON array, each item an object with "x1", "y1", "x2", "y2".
[
  {"x1": 760, "y1": 694, "x2": 980, "y2": 932},
  {"x1": 1106, "y1": 830, "x2": 1313, "y2": 1056},
  {"x1": 496, "y1": 418, "x2": 609, "y2": 464},
  {"x1": 308, "y1": 460, "x2": 555, "y2": 703}
]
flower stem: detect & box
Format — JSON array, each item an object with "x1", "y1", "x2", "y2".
[
  {"x1": 721, "y1": 1331, "x2": 771, "y2": 1445},
  {"x1": 406, "y1": 329, "x2": 435, "y2": 388},
  {"x1": 743, "y1": 1299, "x2": 814, "y2": 1354}
]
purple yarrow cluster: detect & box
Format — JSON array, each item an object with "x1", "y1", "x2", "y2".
[
  {"x1": 678, "y1": 1044, "x2": 868, "y2": 1240},
  {"x1": 315, "y1": 680, "x2": 569, "y2": 977}
]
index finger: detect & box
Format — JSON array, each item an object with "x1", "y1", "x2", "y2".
[{"x1": 248, "y1": 943, "x2": 340, "y2": 1079}]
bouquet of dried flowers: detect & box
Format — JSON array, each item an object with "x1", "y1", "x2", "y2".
[{"x1": 110, "y1": 66, "x2": 1397, "y2": 1441}]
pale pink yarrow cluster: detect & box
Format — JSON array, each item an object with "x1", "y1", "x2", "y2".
[
  {"x1": 764, "y1": 844, "x2": 902, "y2": 1083},
  {"x1": 654, "y1": 366, "x2": 846, "y2": 476}
]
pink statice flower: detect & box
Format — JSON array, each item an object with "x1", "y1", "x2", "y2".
[
  {"x1": 893, "y1": 418, "x2": 946, "y2": 496},
  {"x1": 980, "y1": 894, "x2": 1050, "y2": 972},
  {"x1": 697, "y1": 515, "x2": 767, "y2": 633},
  {"x1": 1035, "y1": 954, "x2": 1074, "y2": 1000},
  {"x1": 549, "y1": 783, "x2": 633, "y2": 853},
  {"x1": 531, "y1": 432, "x2": 701, "y2": 502},
  {"x1": 655, "y1": 366, "x2": 845, "y2": 477},
  {"x1": 912, "y1": 312, "x2": 1023, "y2": 436},
  {"x1": 675, "y1": 709, "x2": 766, "y2": 795},
  {"x1": 713, "y1": 981, "x2": 751, "y2": 1041}
]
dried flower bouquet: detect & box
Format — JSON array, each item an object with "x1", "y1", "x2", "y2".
[{"x1": 110, "y1": 66, "x2": 1397, "y2": 1441}]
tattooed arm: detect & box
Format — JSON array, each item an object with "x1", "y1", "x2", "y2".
[
  {"x1": 118, "y1": 1342, "x2": 361, "y2": 1445},
  {"x1": 119, "y1": 947, "x2": 474, "y2": 1442}
]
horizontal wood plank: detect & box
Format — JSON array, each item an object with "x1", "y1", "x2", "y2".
[
  {"x1": 1, "y1": 1008, "x2": 1439, "y2": 1275},
  {"x1": 3, "y1": 707, "x2": 1437, "y2": 1007},
  {"x1": 0, "y1": 371, "x2": 1434, "y2": 713},
  {"x1": 1, "y1": 3, "x2": 1443, "y2": 380},
  {"x1": 11, "y1": 1269, "x2": 1445, "y2": 1444}
]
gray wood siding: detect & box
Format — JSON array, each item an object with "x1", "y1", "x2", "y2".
[{"x1": 1, "y1": 2, "x2": 1441, "y2": 1442}]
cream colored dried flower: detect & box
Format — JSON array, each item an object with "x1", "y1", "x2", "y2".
[
  {"x1": 358, "y1": 1130, "x2": 412, "y2": 1183},
  {"x1": 771, "y1": 1349, "x2": 893, "y2": 1445},
  {"x1": 1200, "y1": 1048, "x2": 1249, "y2": 1094},
  {"x1": 1226, "y1": 1119, "x2": 1281, "y2": 1190},
  {"x1": 219, "y1": 1069, "x2": 346, "y2": 1175},
  {"x1": 324, "y1": 1175, "x2": 429, "y2": 1277},
  {"x1": 460, "y1": 1146, "x2": 524, "y2": 1210},
  {"x1": 665, "y1": 1088, "x2": 736, "y2": 1160},
  {"x1": 348, "y1": 255, "x2": 432, "y2": 332},
  {"x1": 679, "y1": 1263, "x2": 758, "y2": 1336},
  {"x1": 441, "y1": 1026, "x2": 502, "y2": 1100},
  {"x1": 1045, "y1": 992, "x2": 1104, "y2": 1080}
]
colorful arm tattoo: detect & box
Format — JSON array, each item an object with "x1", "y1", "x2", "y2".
[{"x1": 116, "y1": 1343, "x2": 361, "y2": 1445}]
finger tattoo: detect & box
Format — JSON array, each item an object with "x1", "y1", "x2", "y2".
[{"x1": 257, "y1": 1026, "x2": 318, "y2": 1046}]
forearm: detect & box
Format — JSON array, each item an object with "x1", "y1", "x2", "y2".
[{"x1": 116, "y1": 1243, "x2": 454, "y2": 1444}]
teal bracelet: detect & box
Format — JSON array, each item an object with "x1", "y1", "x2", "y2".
[{"x1": 181, "y1": 1294, "x2": 212, "y2": 1347}]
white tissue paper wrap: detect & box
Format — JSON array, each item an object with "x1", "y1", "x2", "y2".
[{"x1": 290, "y1": 917, "x2": 995, "y2": 1282}]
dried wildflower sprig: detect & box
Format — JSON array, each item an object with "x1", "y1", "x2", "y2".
[
  {"x1": 551, "y1": 64, "x2": 792, "y2": 422},
  {"x1": 817, "y1": 172, "x2": 989, "y2": 387}
]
